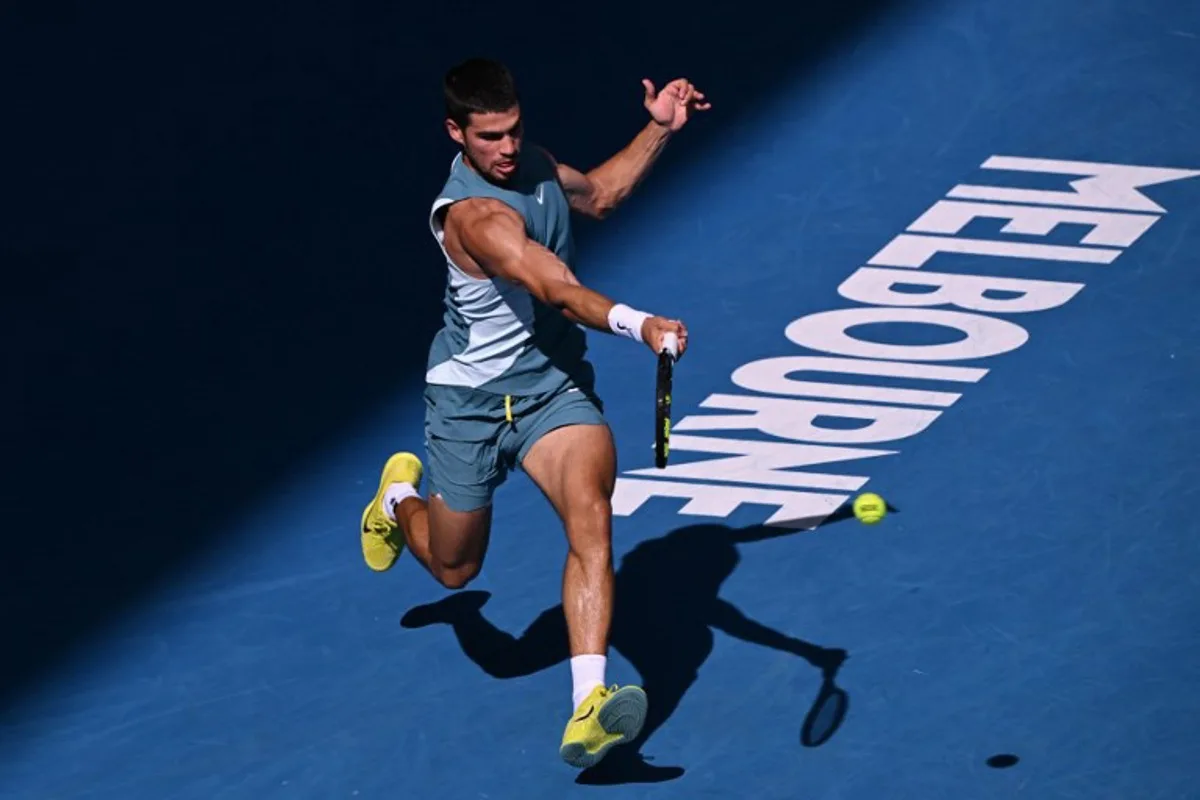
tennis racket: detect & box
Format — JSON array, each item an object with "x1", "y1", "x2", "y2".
[{"x1": 655, "y1": 332, "x2": 679, "y2": 469}]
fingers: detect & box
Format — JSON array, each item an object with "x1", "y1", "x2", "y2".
[
  {"x1": 646, "y1": 77, "x2": 710, "y2": 122},
  {"x1": 651, "y1": 317, "x2": 688, "y2": 359},
  {"x1": 657, "y1": 78, "x2": 708, "y2": 104},
  {"x1": 670, "y1": 79, "x2": 693, "y2": 103},
  {"x1": 667, "y1": 78, "x2": 708, "y2": 108},
  {"x1": 673, "y1": 319, "x2": 689, "y2": 357},
  {"x1": 684, "y1": 86, "x2": 710, "y2": 111}
]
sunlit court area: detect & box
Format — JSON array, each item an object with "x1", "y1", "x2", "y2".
[{"x1": 4, "y1": 0, "x2": 1199, "y2": 797}]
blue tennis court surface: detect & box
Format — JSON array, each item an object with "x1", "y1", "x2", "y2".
[{"x1": 4, "y1": 0, "x2": 1199, "y2": 797}]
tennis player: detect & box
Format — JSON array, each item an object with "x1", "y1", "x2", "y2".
[{"x1": 359, "y1": 57, "x2": 705, "y2": 768}]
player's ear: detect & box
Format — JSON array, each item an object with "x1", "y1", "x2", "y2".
[{"x1": 445, "y1": 117, "x2": 466, "y2": 147}]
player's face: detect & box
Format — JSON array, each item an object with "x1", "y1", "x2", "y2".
[{"x1": 449, "y1": 107, "x2": 523, "y2": 184}]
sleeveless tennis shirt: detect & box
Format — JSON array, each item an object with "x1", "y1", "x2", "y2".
[{"x1": 425, "y1": 147, "x2": 591, "y2": 397}]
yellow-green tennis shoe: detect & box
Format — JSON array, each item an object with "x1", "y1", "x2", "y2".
[{"x1": 360, "y1": 452, "x2": 422, "y2": 572}]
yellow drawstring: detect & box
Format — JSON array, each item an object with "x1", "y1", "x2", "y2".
[{"x1": 504, "y1": 394, "x2": 513, "y2": 424}]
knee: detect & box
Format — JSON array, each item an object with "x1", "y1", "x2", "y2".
[
  {"x1": 432, "y1": 560, "x2": 482, "y2": 590},
  {"x1": 571, "y1": 494, "x2": 612, "y2": 529},
  {"x1": 566, "y1": 495, "x2": 613, "y2": 561}
]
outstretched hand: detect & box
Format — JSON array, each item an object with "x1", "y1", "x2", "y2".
[
  {"x1": 641, "y1": 315, "x2": 688, "y2": 360},
  {"x1": 643, "y1": 78, "x2": 710, "y2": 132}
]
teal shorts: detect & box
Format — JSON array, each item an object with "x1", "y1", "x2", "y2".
[{"x1": 423, "y1": 378, "x2": 606, "y2": 512}]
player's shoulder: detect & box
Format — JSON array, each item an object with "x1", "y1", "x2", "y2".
[
  {"x1": 442, "y1": 196, "x2": 523, "y2": 234},
  {"x1": 445, "y1": 195, "x2": 520, "y2": 219}
]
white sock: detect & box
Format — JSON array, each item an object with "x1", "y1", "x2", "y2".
[
  {"x1": 382, "y1": 482, "x2": 418, "y2": 521},
  {"x1": 570, "y1": 654, "x2": 607, "y2": 710}
]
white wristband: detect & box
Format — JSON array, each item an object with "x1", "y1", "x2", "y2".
[{"x1": 607, "y1": 303, "x2": 651, "y2": 343}]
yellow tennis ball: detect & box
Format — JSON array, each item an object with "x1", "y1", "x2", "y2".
[{"x1": 853, "y1": 492, "x2": 886, "y2": 524}]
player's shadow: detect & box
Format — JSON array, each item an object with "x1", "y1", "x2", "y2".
[{"x1": 400, "y1": 523, "x2": 850, "y2": 786}]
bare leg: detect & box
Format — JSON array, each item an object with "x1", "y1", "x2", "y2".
[
  {"x1": 520, "y1": 423, "x2": 617, "y2": 657},
  {"x1": 522, "y1": 421, "x2": 648, "y2": 769},
  {"x1": 395, "y1": 493, "x2": 493, "y2": 590}
]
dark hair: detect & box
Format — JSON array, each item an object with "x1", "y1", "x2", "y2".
[{"x1": 443, "y1": 58, "x2": 519, "y2": 128}]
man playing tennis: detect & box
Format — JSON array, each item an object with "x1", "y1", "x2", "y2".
[{"x1": 359, "y1": 58, "x2": 706, "y2": 768}]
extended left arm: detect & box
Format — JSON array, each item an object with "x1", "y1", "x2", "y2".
[
  {"x1": 549, "y1": 77, "x2": 709, "y2": 219},
  {"x1": 550, "y1": 122, "x2": 672, "y2": 219}
]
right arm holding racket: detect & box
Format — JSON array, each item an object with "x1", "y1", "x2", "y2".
[{"x1": 447, "y1": 197, "x2": 688, "y2": 359}]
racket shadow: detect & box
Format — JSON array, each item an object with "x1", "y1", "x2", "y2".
[
  {"x1": 400, "y1": 522, "x2": 850, "y2": 785},
  {"x1": 802, "y1": 674, "x2": 850, "y2": 748}
]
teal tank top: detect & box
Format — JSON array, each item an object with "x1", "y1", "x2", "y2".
[{"x1": 425, "y1": 146, "x2": 592, "y2": 397}]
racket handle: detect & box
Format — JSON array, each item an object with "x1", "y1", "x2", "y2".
[{"x1": 661, "y1": 332, "x2": 679, "y2": 359}]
